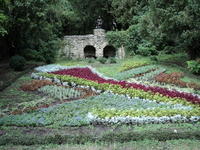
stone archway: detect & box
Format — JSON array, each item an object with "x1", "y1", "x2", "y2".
[
  {"x1": 103, "y1": 45, "x2": 116, "y2": 58},
  {"x1": 64, "y1": 29, "x2": 125, "y2": 59},
  {"x1": 84, "y1": 45, "x2": 96, "y2": 59}
]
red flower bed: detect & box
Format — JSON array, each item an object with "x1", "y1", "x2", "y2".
[{"x1": 49, "y1": 68, "x2": 200, "y2": 105}]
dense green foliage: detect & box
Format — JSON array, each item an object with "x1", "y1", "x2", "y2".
[
  {"x1": 9, "y1": 55, "x2": 26, "y2": 71},
  {"x1": 1, "y1": 0, "x2": 200, "y2": 62},
  {"x1": 106, "y1": 0, "x2": 200, "y2": 60},
  {"x1": 0, "y1": 0, "x2": 77, "y2": 62},
  {"x1": 186, "y1": 59, "x2": 200, "y2": 73},
  {"x1": 138, "y1": 0, "x2": 200, "y2": 59}
]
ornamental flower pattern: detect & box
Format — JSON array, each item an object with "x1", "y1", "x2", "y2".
[
  {"x1": 49, "y1": 67, "x2": 200, "y2": 105},
  {"x1": 1, "y1": 64, "x2": 199, "y2": 126}
]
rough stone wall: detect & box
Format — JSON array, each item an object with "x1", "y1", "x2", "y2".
[{"x1": 62, "y1": 29, "x2": 125, "y2": 59}]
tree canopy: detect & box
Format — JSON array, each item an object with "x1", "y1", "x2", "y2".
[{"x1": 106, "y1": 0, "x2": 200, "y2": 59}]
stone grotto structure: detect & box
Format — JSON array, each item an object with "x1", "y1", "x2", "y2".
[{"x1": 62, "y1": 29, "x2": 125, "y2": 59}]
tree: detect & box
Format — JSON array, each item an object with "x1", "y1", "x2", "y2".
[
  {"x1": 138, "y1": 0, "x2": 200, "y2": 59},
  {"x1": 0, "y1": 0, "x2": 77, "y2": 62},
  {"x1": 70, "y1": 0, "x2": 113, "y2": 33},
  {"x1": 0, "y1": 12, "x2": 7, "y2": 36},
  {"x1": 0, "y1": 0, "x2": 8, "y2": 38},
  {"x1": 108, "y1": 0, "x2": 148, "y2": 30}
]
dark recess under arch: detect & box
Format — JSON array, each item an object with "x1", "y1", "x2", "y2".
[
  {"x1": 103, "y1": 45, "x2": 116, "y2": 58},
  {"x1": 84, "y1": 45, "x2": 96, "y2": 59}
]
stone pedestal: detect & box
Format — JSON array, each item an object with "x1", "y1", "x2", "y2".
[{"x1": 94, "y1": 29, "x2": 105, "y2": 36}]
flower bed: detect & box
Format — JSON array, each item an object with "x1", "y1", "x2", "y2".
[
  {"x1": 0, "y1": 92, "x2": 199, "y2": 126},
  {"x1": 45, "y1": 66, "x2": 200, "y2": 106},
  {"x1": 0, "y1": 64, "x2": 200, "y2": 126},
  {"x1": 119, "y1": 61, "x2": 150, "y2": 72},
  {"x1": 155, "y1": 72, "x2": 200, "y2": 90},
  {"x1": 113, "y1": 65, "x2": 158, "y2": 80},
  {"x1": 127, "y1": 78, "x2": 195, "y2": 94}
]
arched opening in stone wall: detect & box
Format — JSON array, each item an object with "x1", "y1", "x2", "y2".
[
  {"x1": 103, "y1": 45, "x2": 116, "y2": 58},
  {"x1": 84, "y1": 45, "x2": 96, "y2": 59}
]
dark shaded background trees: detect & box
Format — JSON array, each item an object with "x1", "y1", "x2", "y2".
[
  {"x1": 69, "y1": 0, "x2": 114, "y2": 34},
  {"x1": 0, "y1": 0, "x2": 114, "y2": 61},
  {"x1": 138, "y1": 0, "x2": 200, "y2": 60},
  {"x1": 0, "y1": 0, "x2": 199, "y2": 62},
  {"x1": 0, "y1": 0, "x2": 78, "y2": 62},
  {"x1": 107, "y1": 0, "x2": 200, "y2": 60}
]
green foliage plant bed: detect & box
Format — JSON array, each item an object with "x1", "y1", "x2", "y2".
[
  {"x1": 0, "y1": 125, "x2": 200, "y2": 146},
  {"x1": 134, "y1": 68, "x2": 166, "y2": 81},
  {"x1": 1, "y1": 97, "x2": 56, "y2": 116},
  {"x1": 119, "y1": 61, "x2": 150, "y2": 72},
  {"x1": 113, "y1": 65, "x2": 158, "y2": 80}
]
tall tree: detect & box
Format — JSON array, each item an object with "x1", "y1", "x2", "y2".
[
  {"x1": 107, "y1": 0, "x2": 148, "y2": 29},
  {"x1": 0, "y1": 0, "x2": 76, "y2": 62},
  {"x1": 138, "y1": 0, "x2": 200, "y2": 59}
]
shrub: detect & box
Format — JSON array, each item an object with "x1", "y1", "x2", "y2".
[
  {"x1": 150, "y1": 56, "x2": 158, "y2": 62},
  {"x1": 23, "y1": 39, "x2": 60, "y2": 64},
  {"x1": 109, "y1": 57, "x2": 117, "y2": 63},
  {"x1": 186, "y1": 59, "x2": 200, "y2": 74},
  {"x1": 9, "y1": 55, "x2": 26, "y2": 71},
  {"x1": 137, "y1": 41, "x2": 157, "y2": 56},
  {"x1": 98, "y1": 57, "x2": 107, "y2": 64},
  {"x1": 105, "y1": 31, "x2": 128, "y2": 49},
  {"x1": 88, "y1": 58, "x2": 95, "y2": 63}
]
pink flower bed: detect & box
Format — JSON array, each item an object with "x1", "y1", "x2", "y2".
[{"x1": 49, "y1": 67, "x2": 200, "y2": 105}]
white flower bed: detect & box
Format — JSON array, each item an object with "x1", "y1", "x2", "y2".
[{"x1": 87, "y1": 112, "x2": 200, "y2": 125}]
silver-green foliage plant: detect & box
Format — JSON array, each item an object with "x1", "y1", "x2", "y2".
[
  {"x1": 134, "y1": 68, "x2": 166, "y2": 81},
  {"x1": 127, "y1": 78, "x2": 195, "y2": 94},
  {"x1": 113, "y1": 65, "x2": 157, "y2": 80},
  {"x1": 38, "y1": 85, "x2": 85, "y2": 100}
]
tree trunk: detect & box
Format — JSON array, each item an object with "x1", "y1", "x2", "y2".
[{"x1": 188, "y1": 46, "x2": 196, "y2": 60}]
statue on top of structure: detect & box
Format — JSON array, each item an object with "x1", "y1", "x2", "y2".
[{"x1": 96, "y1": 16, "x2": 102, "y2": 29}]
